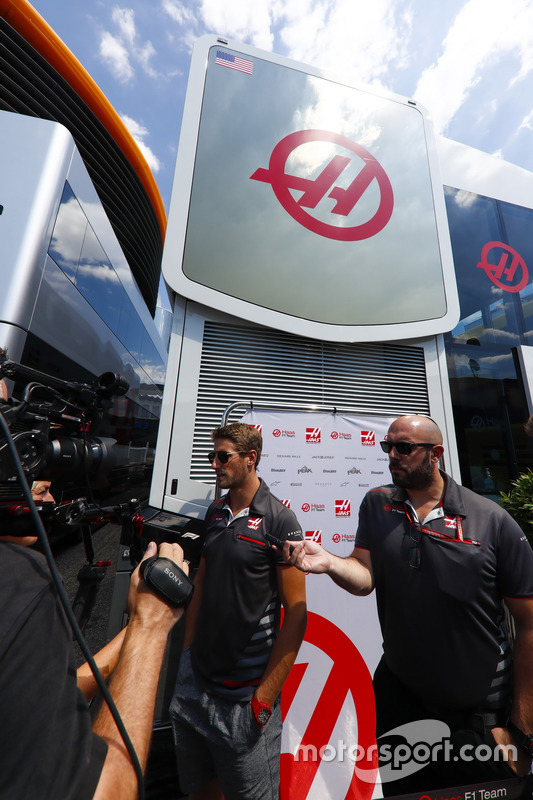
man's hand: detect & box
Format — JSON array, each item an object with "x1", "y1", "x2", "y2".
[
  {"x1": 127, "y1": 541, "x2": 188, "y2": 631},
  {"x1": 282, "y1": 540, "x2": 374, "y2": 595},
  {"x1": 282, "y1": 539, "x2": 332, "y2": 573}
]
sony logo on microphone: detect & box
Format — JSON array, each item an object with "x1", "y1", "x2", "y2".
[{"x1": 164, "y1": 567, "x2": 182, "y2": 585}]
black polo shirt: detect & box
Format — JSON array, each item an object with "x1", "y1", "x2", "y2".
[
  {"x1": 191, "y1": 479, "x2": 303, "y2": 697},
  {"x1": 355, "y1": 472, "x2": 533, "y2": 711},
  {"x1": 0, "y1": 543, "x2": 107, "y2": 800}
]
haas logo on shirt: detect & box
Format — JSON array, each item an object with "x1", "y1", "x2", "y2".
[{"x1": 248, "y1": 517, "x2": 262, "y2": 530}]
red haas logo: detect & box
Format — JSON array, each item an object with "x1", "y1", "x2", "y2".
[
  {"x1": 248, "y1": 423, "x2": 263, "y2": 434},
  {"x1": 273, "y1": 429, "x2": 281, "y2": 437},
  {"x1": 281, "y1": 499, "x2": 291, "y2": 508},
  {"x1": 305, "y1": 531, "x2": 322, "y2": 544},
  {"x1": 247, "y1": 517, "x2": 262, "y2": 530},
  {"x1": 306, "y1": 427, "x2": 321, "y2": 444},
  {"x1": 361, "y1": 430, "x2": 375, "y2": 446},
  {"x1": 335, "y1": 500, "x2": 351, "y2": 517}
]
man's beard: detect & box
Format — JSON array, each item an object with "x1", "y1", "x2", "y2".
[{"x1": 390, "y1": 454, "x2": 434, "y2": 490}]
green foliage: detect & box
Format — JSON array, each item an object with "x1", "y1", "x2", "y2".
[{"x1": 500, "y1": 470, "x2": 533, "y2": 547}]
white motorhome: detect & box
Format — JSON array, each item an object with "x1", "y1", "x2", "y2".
[{"x1": 145, "y1": 36, "x2": 533, "y2": 800}]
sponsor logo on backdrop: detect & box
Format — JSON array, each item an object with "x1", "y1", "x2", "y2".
[
  {"x1": 271, "y1": 468, "x2": 286, "y2": 472},
  {"x1": 361, "y1": 431, "x2": 375, "y2": 446},
  {"x1": 281, "y1": 499, "x2": 291, "y2": 508},
  {"x1": 347, "y1": 466, "x2": 361, "y2": 475},
  {"x1": 298, "y1": 465, "x2": 312, "y2": 474},
  {"x1": 332, "y1": 533, "x2": 356, "y2": 544},
  {"x1": 331, "y1": 431, "x2": 353, "y2": 440},
  {"x1": 305, "y1": 530, "x2": 322, "y2": 544},
  {"x1": 306, "y1": 427, "x2": 321, "y2": 444},
  {"x1": 248, "y1": 424, "x2": 263, "y2": 434},
  {"x1": 301, "y1": 502, "x2": 326, "y2": 513},
  {"x1": 273, "y1": 428, "x2": 296, "y2": 438},
  {"x1": 335, "y1": 500, "x2": 351, "y2": 517}
]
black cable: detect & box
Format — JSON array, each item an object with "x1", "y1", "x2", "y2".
[{"x1": 0, "y1": 410, "x2": 145, "y2": 800}]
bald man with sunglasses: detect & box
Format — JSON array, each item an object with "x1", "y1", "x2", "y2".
[{"x1": 286, "y1": 414, "x2": 533, "y2": 796}]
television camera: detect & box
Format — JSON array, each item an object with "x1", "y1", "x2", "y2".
[{"x1": 0, "y1": 359, "x2": 129, "y2": 496}]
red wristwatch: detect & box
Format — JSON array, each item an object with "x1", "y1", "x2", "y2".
[{"x1": 251, "y1": 696, "x2": 272, "y2": 727}]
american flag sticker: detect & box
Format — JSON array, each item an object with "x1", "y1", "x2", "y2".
[{"x1": 215, "y1": 50, "x2": 254, "y2": 75}]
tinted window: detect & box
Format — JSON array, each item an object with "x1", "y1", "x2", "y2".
[{"x1": 48, "y1": 182, "x2": 85, "y2": 281}]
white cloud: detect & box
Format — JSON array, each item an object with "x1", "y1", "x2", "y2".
[
  {"x1": 99, "y1": 5, "x2": 159, "y2": 81},
  {"x1": 161, "y1": 0, "x2": 197, "y2": 26},
  {"x1": 112, "y1": 7, "x2": 136, "y2": 47},
  {"x1": 199, "y1": 0, "x2": 276, "y2": 50},
  {"x1": 121, "y1": 113, "x2": 162, "y2": 173},
  {"x1": 275, "y1": 0, "x2": 413, "y2": 89},
  {"x1": 519, "y1": 109, "x2": 533, "y2": 132},
  {"x1": 99, "y1": 30, "x2": 134, "y2": 82},
  {"x1": 414, "y1": 0, "x2": 533, "y2": 135}
]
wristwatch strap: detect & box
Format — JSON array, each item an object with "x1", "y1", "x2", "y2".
[{"x1": 251, "y1": 696, "x2": 272, "y2": 727}]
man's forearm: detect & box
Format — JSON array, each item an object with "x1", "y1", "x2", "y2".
[
  {"x1": 254, "y1": 603, "x2": 307, "y2": 707},
  {"x1": 92, "y1": 618, "x2": 170, "y2": 800},
  {"x1": 77, "y1": 628, "x2": 127, "y2": 702},
  {"x1": 327, "y1": 552, "x2": 374, "y2": 595}
]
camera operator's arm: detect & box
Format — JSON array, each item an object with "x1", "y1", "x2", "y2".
[
  {"x1": 92, "y1": 541, "x2": 186, "y2": 800},
  {"x1": 77, "y1": 628, "x2": 127, "y2": 702}
]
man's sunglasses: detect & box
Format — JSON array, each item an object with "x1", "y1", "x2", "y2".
[
  {"x1": 207, "y1": 450, "x2": 247, "y2": 464},
  {"x1": 379, "y1": 441, "x2": 436, "y2": 455}
]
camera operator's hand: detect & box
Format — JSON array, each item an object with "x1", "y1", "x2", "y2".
[{"x1": 127, "y1": 540, "x2": 188, "y2": 630}]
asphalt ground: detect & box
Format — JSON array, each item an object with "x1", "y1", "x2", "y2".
[{"x1": 51, "y1": 521, "x2": 123, "y2": 665}]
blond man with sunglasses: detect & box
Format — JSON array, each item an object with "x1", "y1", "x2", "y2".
[{"x1": 287, "y1": 414, "x2": 533, "y2": 796}]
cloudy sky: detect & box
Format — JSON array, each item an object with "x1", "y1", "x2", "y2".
[{"x1": 30, "y1": 0, "x2": 533, "y2": 213}]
